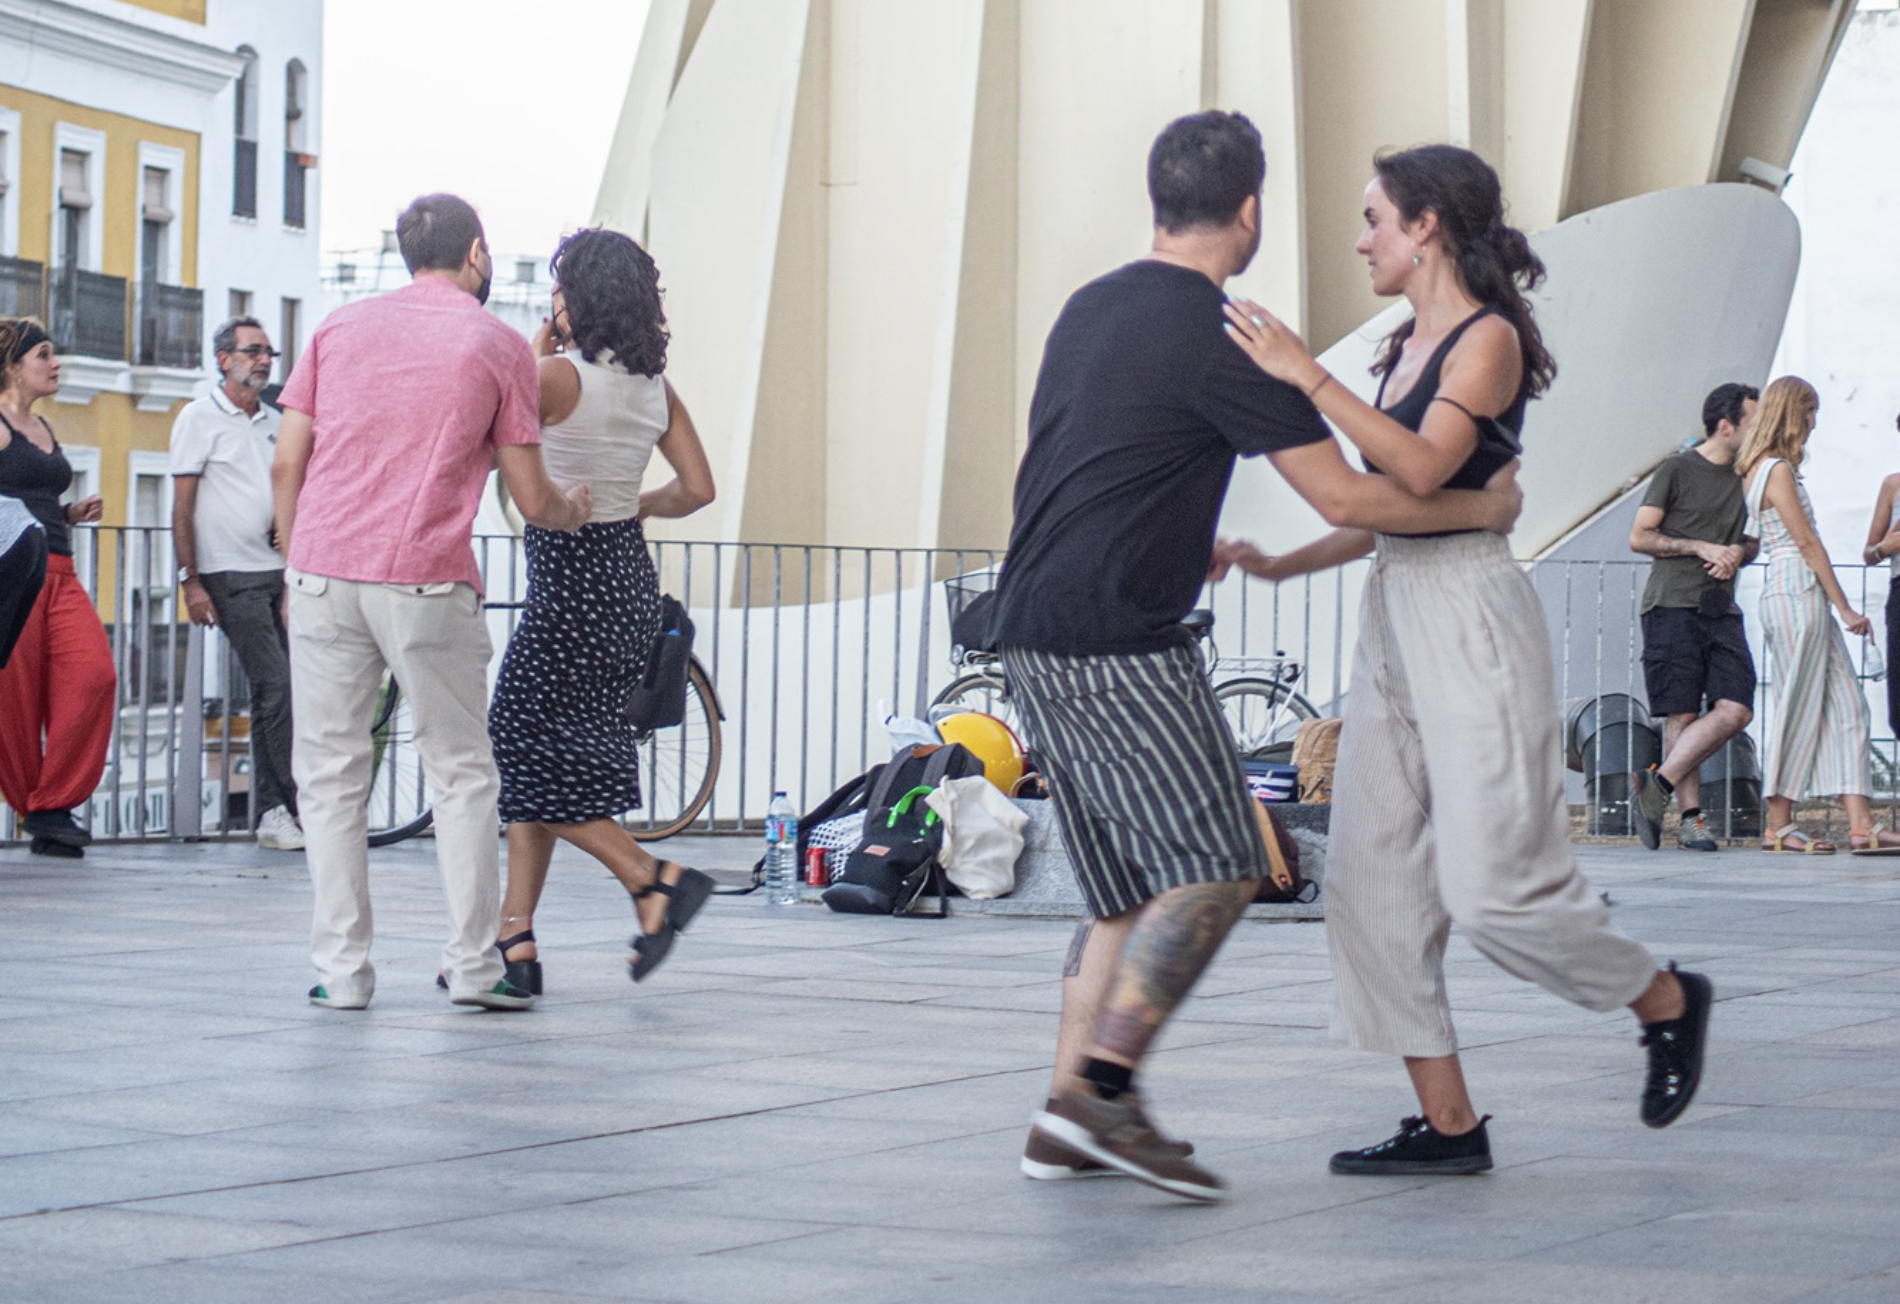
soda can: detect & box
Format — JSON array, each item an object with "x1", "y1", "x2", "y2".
[{"x1": 805, "y1": 846, "x2": 829, "y2": 886}]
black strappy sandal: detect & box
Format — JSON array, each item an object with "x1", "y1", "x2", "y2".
[
  {"x1": 434, "y1": 931, "x2": 542, "y2": 994},
  {"x1": 498, "y1": 930, "x2": 543, "y2": 996},
  {"x1": 630, "y1": 863, "x2": 715, "y2": 983}
]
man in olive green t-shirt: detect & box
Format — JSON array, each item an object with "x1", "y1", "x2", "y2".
[{"x1": 1627, "y1": 383, "x2": 1760, "y2": 851}]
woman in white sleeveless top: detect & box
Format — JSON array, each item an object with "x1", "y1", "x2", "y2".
[
  {"x1": 488, "y1": 229, "x2": 717, "y2": 991},
  {"x1": 1739, "y1": 375, "x2": 1890, "y2": 853},
  {"x1": 1860, "y1": 410, "x2": 1900, "y2": 742}
]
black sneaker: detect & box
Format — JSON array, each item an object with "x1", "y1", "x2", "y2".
[
  {"x1": 28, "y1": 836, "x2": 83, "y2": 859},
  {"x1": 1630, "y1": 768, "x2": 1665, "y2": 850},
  {"x1": 23, "y1": 808, "x2": 91, "y2": 848},
  {"x1": 1330, "y1": 1115, "x2": 1493, "y2": 1175},
  {"x1": 1641, "y1": 962, "x2": 1712, "y2": 1128}
]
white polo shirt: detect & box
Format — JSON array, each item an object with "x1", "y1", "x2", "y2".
[{"x1": 168, "y1": 386, "x2": 283, "y2": 574}]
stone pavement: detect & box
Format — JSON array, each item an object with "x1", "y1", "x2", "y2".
[{"x1": 7, "y1": 832, "x2": 1900, "y2": 1304}]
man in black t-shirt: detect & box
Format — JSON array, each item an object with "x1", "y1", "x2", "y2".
[
  {"x1": 1006, "y1": 111, "x2": 1524, "y2": 1202},
  {"x1": 1629, "y1": 383, "x2": 1760, "y2": 852}
]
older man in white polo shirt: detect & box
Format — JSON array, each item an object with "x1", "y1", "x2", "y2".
[{"x1": 170, "y1": 316, "x2": 301, "y2": 850}]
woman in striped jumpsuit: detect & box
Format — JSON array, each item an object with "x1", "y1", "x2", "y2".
[{"x1": 1739, "y1": 376, "x2": 1893, "y2": 853}]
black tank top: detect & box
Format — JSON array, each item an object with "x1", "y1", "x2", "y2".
[
  {"x1": 1367, "y1": 306, "x2": 1528, "y2": 536},
  {"x1": 0, "y1": 412, "x2": 74, "y2": 556}
]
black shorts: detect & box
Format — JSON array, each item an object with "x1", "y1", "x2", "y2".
[{"x1": 1639, "y1": 607, "x2": 1757, "y2": 717}]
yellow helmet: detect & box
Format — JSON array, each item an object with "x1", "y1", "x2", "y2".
[{"x1": 936, "y1": 711, "x2": 1027, "y2": 794}]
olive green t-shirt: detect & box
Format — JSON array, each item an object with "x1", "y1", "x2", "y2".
[{"x1": 1638, "y1": 448, "x2": 1749, "y2": 614}]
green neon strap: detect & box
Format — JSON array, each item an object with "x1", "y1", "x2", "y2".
[{"x1": 887, "y1": 785, "x2": 942, "y2": 830}]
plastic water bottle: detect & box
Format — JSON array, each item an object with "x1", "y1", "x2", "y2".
[{"x1": 765, "y1": 791, "x2": 800, "y2": 905}]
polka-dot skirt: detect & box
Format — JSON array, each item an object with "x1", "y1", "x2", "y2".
[{"x1": 490, "y1": 516, "x2": 662, "y2": 824}]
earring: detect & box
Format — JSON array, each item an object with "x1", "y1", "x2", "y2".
[{"x1": 1411, "y1": 251, "x2": 1423, "y2": 267}]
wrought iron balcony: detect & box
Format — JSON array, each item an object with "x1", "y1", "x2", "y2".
[
  {"x1": 284, "y1": 150, "x2": 306, "y2": 229},
  {"x1": 49, "y1": 266, "x2": 128, "y2": 361},
  {"x1": 233, "y1": 137, "x2": 257, "y2": 219},
  {"x1": 0, "y1": 255, "x2": 44, "y2": 320},
  {"x1": 137, "y1": 283, "x2": 203, "y2": 369}
]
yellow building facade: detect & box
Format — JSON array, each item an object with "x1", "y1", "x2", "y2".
[{"x1": 0, "y1": 86, "x2": 201, "y2": 545}]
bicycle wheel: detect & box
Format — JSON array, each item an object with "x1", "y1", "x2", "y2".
[
  {"x1": 366, "y1": 676, "x2": 436, "y2": 847},
  {"x1": 624, "y1": 658, "x2": 722, "y2": 841},
  {"x1": 930, "y1": 670, "x2": 1017, "y2": 732},
  {"x1": 1215, "y1": 677, "x2": 1320, "y2": 761}
]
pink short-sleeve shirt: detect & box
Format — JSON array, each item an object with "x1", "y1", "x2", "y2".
[{"x1": 278, "y1": 277, "x2": 539, "y2": 590}]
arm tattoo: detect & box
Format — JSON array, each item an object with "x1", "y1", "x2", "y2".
[
  {"x1": 1092, "y1": 880, "x2": 1251, "y2": 1063},
  {"x1": 1062, "y1": 921, "x2": 1094, "y2": 978}
]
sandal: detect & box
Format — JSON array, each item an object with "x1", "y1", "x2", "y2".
[
  {"x1": 1761, "y1": 823, "x2": 1836, "y2": 855},
  {"x1": 434, "y1": 929, "x2": 543, "y2": 994},
  {"x1": 629, "y1": 862, "x2": 715, "y2": 983},
  {"x1": 1848, "y1": 825, "x2": 1900, "y2": 856},
  {"x1": 498, "y1": 930, "x2": 543, "y2": 996}
]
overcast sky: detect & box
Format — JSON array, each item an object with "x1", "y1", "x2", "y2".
[{"x1": 318, "y1": 0, "x2": 653, "y2": 259}]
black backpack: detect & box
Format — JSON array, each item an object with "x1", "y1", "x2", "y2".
[{"x1": 822, "y1": 742, "x2": 986, "y2": 917}]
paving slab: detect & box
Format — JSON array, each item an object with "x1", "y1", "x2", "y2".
[{"x1": 7, "y1": 832, "x2": 1900, "y2": 1302}]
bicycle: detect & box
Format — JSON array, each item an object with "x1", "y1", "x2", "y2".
[
  {"x1": 930, "y1": 570, "x2": 1320, "y2": 760},
  {"x1": 364, "y1": 605, "x2": 724, "y2": 847}
]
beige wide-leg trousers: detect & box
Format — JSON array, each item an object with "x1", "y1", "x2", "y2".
[
  {"x1": 1325, "y1": 532, "x2": 1657, "y2": 1058},
  {"x1": 288, "y1": 569, "x2": 506, "y2": 1003}
]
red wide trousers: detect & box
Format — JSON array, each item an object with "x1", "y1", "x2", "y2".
[{"x1": 0, "y1": 554, "x2": 115, "y2": 815}]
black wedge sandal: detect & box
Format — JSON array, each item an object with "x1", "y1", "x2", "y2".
[
  {"x1": 630, "y1": 863, "x2": 715, "y2": 983},
  {"x1": 498, "y1": 930, "x2": 543, "y2": 996},
  {"x1": 434, "y1": 931, "x2": 542, "y2": 995}
]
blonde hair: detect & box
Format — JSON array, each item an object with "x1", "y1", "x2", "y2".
[{"x1": 1736, "y1": 375, "x2": 1819, "y2": 479}]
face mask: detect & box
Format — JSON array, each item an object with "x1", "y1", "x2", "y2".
[{"x1": 475, "y1": 274, "x2": 492, "y2": 307}]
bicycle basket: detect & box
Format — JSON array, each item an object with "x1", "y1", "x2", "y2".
[{"x1": 945, "y1": 570, "x2": 1001, "y2": 658}]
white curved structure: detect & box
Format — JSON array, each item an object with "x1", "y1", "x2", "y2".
[
  {"x1": 1223, "y1": 183, "x2": 1802, "y2": 559},
  {"x1": 595, "y1": 0, "x2": 1858, "y2": 561}
]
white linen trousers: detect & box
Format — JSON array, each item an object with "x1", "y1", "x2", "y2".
[
  {"x1": 288, "y1": 569, "x2": 506, "y2": 1003},
  {"x1": 1325, "y1": 532, "x2": 1657, "y2": 1057}
]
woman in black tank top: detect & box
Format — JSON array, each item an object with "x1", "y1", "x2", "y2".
[{"x1": 1216, "y1": 147, "x2": 1707, "y2": 1175}]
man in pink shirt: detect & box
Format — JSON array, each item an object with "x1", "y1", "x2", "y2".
[{"x1": 273, "y1": 193, "x2": 590, "y2": 1012}]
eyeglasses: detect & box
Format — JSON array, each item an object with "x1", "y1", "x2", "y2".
[{"x1": 233, "y1": 345, "x2": 281, "y2": 358}]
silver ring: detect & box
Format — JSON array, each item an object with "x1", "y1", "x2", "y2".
[{"x1": 1250, "y1": 315, "x2": 1265, "y2": 328}]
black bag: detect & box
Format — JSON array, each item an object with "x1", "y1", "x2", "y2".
[
  {"x1": 627, "y1": 595, "x2": 693, "y2": 732},
  {"x1": 823, "y1": 742, "x2": 986, "y2": 917}
]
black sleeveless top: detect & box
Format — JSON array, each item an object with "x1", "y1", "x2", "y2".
[
  {"x1": 0, "y1": 412, "x2": 74, "y2": 556},
  {"x1": 1368, "y1": 306, "x2": 1528, "y2": 536}
]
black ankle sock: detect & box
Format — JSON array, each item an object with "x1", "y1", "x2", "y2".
[
  {"x1": 1680, "y1": 806, "x2": 1701, "y2": 821},
  {"x1": 1654, "y1": 772, "x2": 1675, "y2": 795},
  {"x1": 1081, "y1": 1058, "x2": 1134, "y2": 1100}
]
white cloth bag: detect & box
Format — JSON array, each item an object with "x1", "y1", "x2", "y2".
[{"x1": 925, "y1": 775, "x2": 1028, "y2": 899}]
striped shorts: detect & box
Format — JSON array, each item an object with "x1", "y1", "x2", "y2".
[{"x1": 1003, "y1": 642, "x2": 1267, "y2": 919}]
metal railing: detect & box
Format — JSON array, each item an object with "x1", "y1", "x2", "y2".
[
  {"x1": 48, "y1": 266, "x2": 128, "y2": 361},
  {"x1": 233, "y1": 138, "x2": 258, "y2": 219},
  {"x1": 0, "y1": 254, "x2": 45, "y2": 319},
  {"x1": 136, "y1": 283, "x2": 203, "y2": 368},
  {"x1": 3, "y1": 528, "x2": 1895, "y2": 846}
]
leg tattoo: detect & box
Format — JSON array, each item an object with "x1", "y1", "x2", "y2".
[
  {"x1": 1062, "y1": 921, "x2": 1094, "y2": 978},
  {"x1": 1092, "y1": 880, "x2": 1252, "y2": 1064}
]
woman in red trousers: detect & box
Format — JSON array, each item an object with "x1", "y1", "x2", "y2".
[{"x1": 0, "y1": 318, "x2": 115, "y2": 857}]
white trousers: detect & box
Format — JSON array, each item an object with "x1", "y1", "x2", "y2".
[
  {"x1": 287, "y1": 569, "x2": 504, "y2": 1001},
  {"x1": 1325, "y1": 533, "x2": 1657, "y2": 1058}
]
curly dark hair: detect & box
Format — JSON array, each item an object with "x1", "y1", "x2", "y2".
[
  {"x1": 1370, "y1": 144, "x2": 1556, "y2": 399},
  {"x1": 549, "y1": 228, "x2": 668, "y2": 377}
]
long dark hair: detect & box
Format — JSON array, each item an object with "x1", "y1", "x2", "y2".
[
  {"x1": 548, "y1": 228, "x2": 669, "y2": 377},
  {"x1": 1370, "y1": 145, "x2": 1555, "y2": 398}
]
